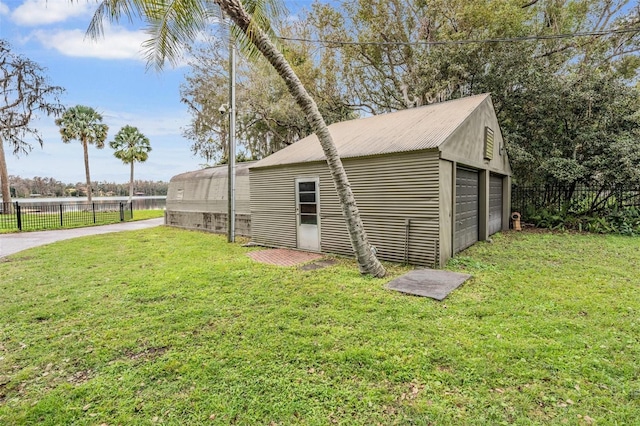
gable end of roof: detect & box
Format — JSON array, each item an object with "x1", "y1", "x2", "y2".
[{"x1": 252, "y1": 94, "x2": 491, "y2": 169}]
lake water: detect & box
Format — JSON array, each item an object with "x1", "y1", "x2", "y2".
[{"x1": 3, "y1": 196, "x2": 166, "y2": 210}]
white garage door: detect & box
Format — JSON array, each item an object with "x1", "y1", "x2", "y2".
[
  {"x1": 455, "y1": 168, "x2": 479, "y2": 253},
  {"x1": 489, "y1": 174, "x2": 503, "y2": 236}
]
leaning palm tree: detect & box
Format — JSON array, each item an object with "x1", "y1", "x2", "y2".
[
  {"x1": 110, "y1": 125, "x2": 152, "y2": 203},
  {"x1": 55, "y1": 105, "x2": 109, "y2": 203},
  {"x1": 87, "y1": 0, "x2": 386, "y2": 277}
]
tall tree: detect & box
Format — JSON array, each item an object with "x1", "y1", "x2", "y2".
[
  {"x1": 109, "y1": 125, "x2": 152, "y2": 203},
  {"x1": 55, "y1": 105, "x2": 109, "y2": 203},
  {"x1": 180, "y1": 36, "x2": 233, "y2": 164},
  {"x1": 181, "y1": 25, "x2": 355, "y2": 164},
  {"x1": 88, "y1": 0, "x2": 386, "y2": 277},
  {"x1": 0, "y1": 39, "x2": 65, "y2": 210},
  {"x1": 305, "y1": 0, "x2": 640, "y2": 189}
]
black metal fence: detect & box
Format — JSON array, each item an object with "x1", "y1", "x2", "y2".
[
  {"x1": 0, "y1": 201, "x2": 133, "y2": 231},
  {"x1": 512, "y1": 185, "x2": 640, "y2": 219}
]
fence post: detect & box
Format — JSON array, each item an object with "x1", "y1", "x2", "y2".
[
  {"x1": 92, "y1": 202, "x2": 96, "y2": 224},
  {"x1": 59, "y1": 204, "x2": 64, "y2": 227},
  {"x1": 130, "y1": 201, "x2": 133, "y2": 219},
  {"x1": 618, "y1": 186, "x2": 623, "y2": 210},
  {"x1": 15, "y1": 202, "x2": 22, "y2": 231},
  {"x1": 119, "y1": 202, "x2": 124, "y2": 222}
]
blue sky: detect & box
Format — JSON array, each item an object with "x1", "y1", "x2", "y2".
[
  {"x1": 0, "y1": 0, "x2": 314, "y2": 184},
  {"x1": 0, "y1": 0, "x2": 202, "y2": 183}
]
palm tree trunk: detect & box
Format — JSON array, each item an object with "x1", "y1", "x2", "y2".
[
  {"x1": 82, "y1": 138, "x2": 92, "y2": 203},
  {"x1": 0, "y1": 137, "x2": 13, "y2": 213},
  {"x1": 216, "y1": 0, "x2": 385, "y2": 277},
  {"x1": 129, "y1": 161, "x2": 134, "y2": 204}
]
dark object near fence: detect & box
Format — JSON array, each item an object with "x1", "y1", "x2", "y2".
[{"x1": 0, "y1": 201, "x2": 133, "y2": 231}]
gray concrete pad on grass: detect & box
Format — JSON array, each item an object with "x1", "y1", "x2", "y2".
[
  {"x1": 0, "y1": 218, "x2": 164, "y2": 258},
  {"x1": 386, "y1": 269, "x2": 472, "y2": 301}
]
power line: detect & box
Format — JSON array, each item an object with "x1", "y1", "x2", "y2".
[{"x1": 277, "y1": 26, "x2": 640, "y2": 47}]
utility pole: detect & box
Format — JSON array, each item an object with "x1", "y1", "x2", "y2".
[{"x1": 227, "y1": 37, "x2": 236, "y2": 243}]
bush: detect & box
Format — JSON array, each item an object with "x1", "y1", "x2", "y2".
[{"x1": 527, "y1": 206, "x2": 640, "y2": 235}]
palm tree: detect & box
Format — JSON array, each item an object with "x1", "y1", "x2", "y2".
[
  {"x1": 88, "y1": 0, "x2": 386, "y2": 277},
  {"x1": 55, "y1": 105, "x2": 109, "y2": 203},
  {"x1": 109, "y1": 125, "x2": 152, "y2": 203}
]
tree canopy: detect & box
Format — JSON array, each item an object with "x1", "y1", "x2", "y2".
[
  {"x1": 0, "y1": 39, "x2": 65, "y2": 206},
  {"x1": 176, "y1": 0, "x2": 640, "y2": 194},
  {"x1": 300, "y1": 0, "x2": 640, "y2": 189},
  {"x1": 180, "y1": 23, "x2": 356, "y2": 165}
]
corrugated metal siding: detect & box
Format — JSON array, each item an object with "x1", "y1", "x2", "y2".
[
  {"x1": 320, "y1": 153, "x2": 440, "y2": 266},
  {"x1": 251, "y1": 151, "x2": 441, "y2": 266},
  {"x1": 167, "y1": 161, "x2": 254, "y2": 214},
  {"x1": 250, "y1": 163, "x2": 328, "y2": 249},
  {"x1": 253, "y1": 95, "x2": 490, "y2": 168}
]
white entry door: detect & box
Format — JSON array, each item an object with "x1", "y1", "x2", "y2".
[{"x1": 296, "y1": 178, "x2": 320, "y2": 251}]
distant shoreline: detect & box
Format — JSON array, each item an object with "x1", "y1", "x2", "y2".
[{"x1": 2, "y1": 196, "x2": 167, "y2": 204}]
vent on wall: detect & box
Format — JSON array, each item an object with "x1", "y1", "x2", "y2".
[{"x1": 484, "y1": 127, "x2": 494, "y2": 160}]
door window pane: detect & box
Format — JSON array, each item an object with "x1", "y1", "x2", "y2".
[
  {"x1": 300, "y1": 204, "x2": 317, "y2": 214},
  {"x1": 300, "y1": 214, "x2": 318, "y2": 225},
  {"x1": 299, "y1": 192, "x2": 316, "y2": 203},
  {"x1": 298, "y1": 181, "x2": 316, "y2": 192}
]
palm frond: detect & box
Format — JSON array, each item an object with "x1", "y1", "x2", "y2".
[
  {"x1": 87, "y1": 0, "x2": 143, "y2": 40},
  {"x1": 87, "y1": 0, "x2": 286, "y2": 69},
  {"x1": 141, "y1": 0, "x2": 212, "y2": 70},
  {"x1": 229, "y1": 0, "x2": 288, "y2": 61}
]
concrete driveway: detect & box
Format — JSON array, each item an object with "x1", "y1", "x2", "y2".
[{"x1": 0, "y1": 218, "x2": 164, "y2": 258}]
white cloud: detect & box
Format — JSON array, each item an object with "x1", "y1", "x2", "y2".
[
  {"x1": 30, "y1": 25, "x2": 190, "y2": 67},
  {"x1": 102, "y1": 108, "x2": 190, "y2": 138},
  {"x1": 11, "y1": 0, "x2": 93, "y2": 26},
  {"x1": 33, "y1": 26, "x2": 149, "y2": 61},
  {"x1": 0, "y1": 2, "x2": 9, "y2": 15}
]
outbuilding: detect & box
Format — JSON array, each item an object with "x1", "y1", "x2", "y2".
[
  {"x1": 249, "y1": 94, "x2": 512, "y2": 267},
  {"x1": 166, "y1": 161, "x2": 255, "y2": 236}
]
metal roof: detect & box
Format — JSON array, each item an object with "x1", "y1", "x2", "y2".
[
  {"x1": 252, "y1": 93, "x2": 491, "y2": 168},
  {"x1": 170, "y1": 160, "x2": 257, "y2": 182}
]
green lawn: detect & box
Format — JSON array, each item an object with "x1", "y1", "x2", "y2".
[{"x1": 0, "y1": 228, "x2": 638, "y2": 425}]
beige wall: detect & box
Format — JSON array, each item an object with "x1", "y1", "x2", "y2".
[
  {"x1": 166, "y1": 163, "x2": 253, "y2": 234},
  {"x1": 165, "y1": 212, "x2": 251, "y2": 237},
  {"x1": 438, "y1": 160, "x2": 454, "y2": 267},
  {"x1": 503, "y1": 175, "x2": 512, "y2": 231},
  {"x1": 251, "y1": 151, "x2": 442, "y2": 266},
  {"x1": 479, "y1": 169, "x2": 489, "y2": 241},
  {"x1": 439, "y1": 97, "x2": 512, "y2": 252},
  {"x1": 166, "y1": 163, "x2": 253, "y2": 215},
  {"x1": 250, "y1": 96, "x2": 513, "y2": 267},
  {"x1": 439, "y1": 97, "x2": 512, "y2": 176},
  {"x1": 250, "y1": 162, "x2": 315, "y2": 249}
]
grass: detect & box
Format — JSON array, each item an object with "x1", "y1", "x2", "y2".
[
  {"x1": 130, "y1": 209, "x2": 165, "y2": 221},
  {"x1": 0, "y1": 228, "x2": 638, "y2": 425},
  {"x1": 0, "y1": 209, "x2": 164, "y2": 233}
]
